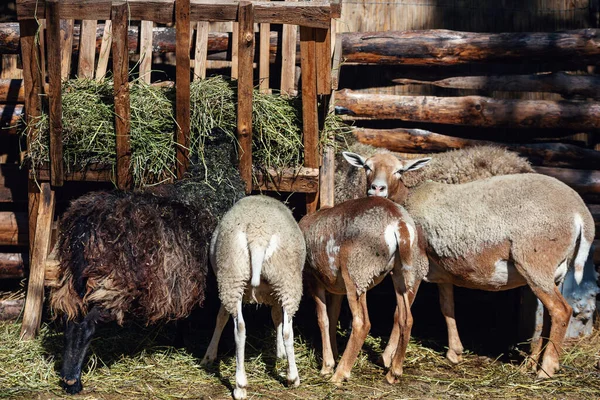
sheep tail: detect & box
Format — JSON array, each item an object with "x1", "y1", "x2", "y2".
[
  {"x1": 573, "y1": 214, "x2": 593, "y2": 285},
  {"x1": 249, "y1": 242, "x2": 266, "y2": 288}
]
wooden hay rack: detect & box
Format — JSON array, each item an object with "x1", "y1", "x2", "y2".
[{"x1": 16, "y1": 0, "x2": 340, "y2": 339}]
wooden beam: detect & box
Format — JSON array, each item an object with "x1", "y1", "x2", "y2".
[
  {"x1": 176, "y1": 0, "x2": 191, "y2": 179},
  {"x1": 95, "y1": 20, "x2": 112, "y2": 80},
  {"x1": 46, "y1": 0, "x2": 64, "y2": 187},
  {"x1": 21, "y1": 183, "x2": 55, "y2": 340},
  {"x1": 77, "y1": 20, "x2": 97, "y2": 78},
  {"x1": 193, "y1": 21, "x2": 209, "y2": 80},
  {"x1": 259, "y1": 20, "x2": 270, "y2": 93},
  {"x1": 0, "y1": 211, "x2": 28, "y2": 246},
  {"x1": 0, "y1": 253, "x2": 26, "y2": 279},
  {"x1": 139, "y1": 20, "x2": 153, "y2": 83},
  {"x1": 280, "y1": 23, "x2": 297, "y2": 95},
  {"x1": 0, "y1": 79, "x2": 24, "y2": 103},
  {"x1": 237, "y1": 1, "x2": 254, "y2": 194},
  {"x1": 300, "y1": 26, "x2": 319, "y2": 213},
  {"x1": 60, "y1": 19, "x2": 74, "y2": 79},
  {"x1": 315, "y1": 27, "x2": 331, "y2": 95},
  {"x1": 341, "y1": 30, "x2": 600, "y2": 66},
  {"x1": 112, "y1": 2, "x2": 132, "y2": 190},
  {"x1": 17, "y1": 0, "x2": 337, "y2": 28},
  {"x1": 335, "y1": 90, "x2": 600, "y2": 130},
  {"x1": 253, "y1": 167, "x2": 319, "y2": 192}
]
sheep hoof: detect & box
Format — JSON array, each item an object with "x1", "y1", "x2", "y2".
[
  {"x1": 288, "y1": 375, "x2": 300, "y2": 387},
  {"x1": 385, "y1": 370, "x2": 402, "y2": 385},
  {"x1": 62, "y1": 378, "x2": 83, "y2": 395},
  {"x1": 233, "y1": 387, "x2": 247, "y2": 400},
  {"x1": 446, "y1": 349, "x2": 462, "y2": 365},
  {"x1": 200, "y1": 356, "x2": 214, "y2": 366},
  {"x1": 331, "y1": 370, "x2": 350, "y2": 385}
]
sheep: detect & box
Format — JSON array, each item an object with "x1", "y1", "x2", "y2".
[
  {"x1": 342, "y1": 150, "x2": 595, "y2": 379},
  {"x1": 201, "y1": 195, "x2": 306, "y2": 400},
  {"x1": 299, "y1": 196, "x2": 427, "y2": 384},
  {"x1": 335, "y1": 145, "x2": 534, "y2": 365},
  {"x1": 50, "y1": 128, "x2": 245, "y2": 394}
]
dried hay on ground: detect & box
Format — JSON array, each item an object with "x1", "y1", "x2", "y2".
[{"x1": 1, "y1": 316, "x2": 599, "y2": 399}]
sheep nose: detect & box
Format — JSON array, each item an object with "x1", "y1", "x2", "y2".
[{"x1": 371, "y1": 183, "x2": 386, "y2": 193}]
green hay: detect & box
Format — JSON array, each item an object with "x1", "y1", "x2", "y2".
[
  {"x1": 1, "y1": 317, "x2": 599, "y2": 399},
  {"x1": 23, "y1": 77, "x2": 347, "y2": 188}
]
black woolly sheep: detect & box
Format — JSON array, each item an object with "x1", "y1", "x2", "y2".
[{"x1": 50, "y1": 128, "x2": 245, "y2": 394}]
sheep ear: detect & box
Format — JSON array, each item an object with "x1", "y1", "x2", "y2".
[
  {"x1": 342, "y1": 151, "x2": 367, "y2": 168},
  {"x1": 398, "y1": 157, "x2": 432, "y2": 173}
]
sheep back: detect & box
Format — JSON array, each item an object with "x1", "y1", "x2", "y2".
[
  {"x1": 211, "y1": 195, "x2": 305, "y2": 317},
  {"x1": 51, "y1": 190, "x2": 215, "y2": 325}
]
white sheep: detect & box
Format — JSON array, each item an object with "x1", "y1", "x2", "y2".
[
  {"x1": 343, "y1": 151, "x2": 595, "y2": 379},
  {"x1": 201, "y1": 195, "x2": 306, "y2": 400}
]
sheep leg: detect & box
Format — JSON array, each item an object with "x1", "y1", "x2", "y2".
[
  {"x1": 233, "y1": 300, "x2": 248, "y2": 400},
  {"x1": 438, "y1": 283, "x2": 464, "y2": 364},
  {"x1": 527, "y1": 284, "x2": 572, "y2": 378},
  {"x1": 313, "y1": 285, "x2": 335, "y2": 376},
  {"x1": 331, "y1": 268, "x2": 370, "y2": 384},
  {"x1": 382, "y1": 280, "x2": 421, "y2": 368},
  {"x1": 386, "y1": 270, "x2": 415, "y2": 384},
  {"x1": 271, "y1": 305, "x2": 286, "y2": 359},
  {"x1": 60, "y1": 307, "x2": 103, "y2": 395},
  {"x1": 327, "y1": 293, "x2": 343, "y2": 360},
  {"x1": 282, "y1": 307, "x2": 300, "y2": 387},
  {"x1": 201, "y1": 305, "x2": 230, "y2": 365},
  {"x1": 526, "y1": 307, "x2": 550, "y2": 372}
]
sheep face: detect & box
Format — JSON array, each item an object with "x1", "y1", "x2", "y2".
[{"x1": 342, "y1": 152, "x2": 431, "y2": 204}]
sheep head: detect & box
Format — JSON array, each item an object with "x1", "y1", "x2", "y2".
[{"x1": 342, "y1": 151, "x2": 431, "y2": 204}]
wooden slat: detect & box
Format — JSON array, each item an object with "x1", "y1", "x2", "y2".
[
  {"x1": 0, "y1": 55, "x2": 22, "y2": 79},
  {"x1": 281, "y1": 23, "x2": 297, "y2": 95},
  {"x1": 0, "y1": 79, "x2": 24, "y2": 103},
  {"x1": 237, "y1": 1, "x2": 254, "y2": 194},
  {"x1": 253, "y1": 167, "x2": 319, "y2": 193},
  {"x1": 176, "y1": 0, "x2": 191, "y2": 179},
  {"x1": 0, "y1": 211, "x2": 28, "y2": 246},
  {"x1": 300, "y1": 26, "x2": 319, "y2": 213},
  {"x1": 32, "y1": 164, "x2": 114, "y2": 182},
  {"x1": 193, "y1": 21, "x2": 209, "y2": 80},
  {"x1": 20, "y1": 183, "x2": 55, "y2": 340},
  {"x1": 27, "y1": 180, "x2": 39, "y2": 264},
  {"x1": 17, "y1": 0, "x2": 337, "y2": 28},
  {"x1": 38, "y1": 20, "x2": 47, "y2": 88},
  {"x1": 231, "y1": 22, "x2": 239, "y2": 79},
  {"x1": 315, "y1": 27, "x2": 331, "y2": 95},
  {"x1": 60, "y1": 19, "x2": 74, "y2": 79},
  {"x1": 259, "y1": 21, "x2": 270, "y2": 93},
  {"x1": 139, "y1": 20, "x2": 153, "y2": 83},
  {"x1": 112, "y1": 2, "x2": 132, "y2": 190},
  {"x1": 46, "y1": 0, "x2": 64, "y2": 187},
  {"x1": 95, "y1": 20, "x2": 112, "y2": 80},
  {"x1": 77, "y1": 20, "x2": 97, "y2": 78}
]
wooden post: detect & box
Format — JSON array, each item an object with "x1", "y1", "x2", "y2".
[
  {"x1": 315, "y1": 28, "x2": 331, "y2": 96},
  {"x1": 176, "y1": 0, "x2": 191, "y2": 179},
  {"x1": 259, "y1": 19, "x2": 270, "y2": 93},
  {"x1": 231, "y1": 22, "x2": 239, "y2": 79},
  {"x1": 59, "y1": 19, "x2": 74, "y2": 79},
  {"x1": 20, "y1": 183, "x2": 55, "y2": 340},
  {"x1": 300, "y1": 27, "x2": 319, "y2": 213},
  {"x1": 139, "y1": 20, "x2": 153, "y2": 83},
  {"x1": 237, "y1": 1, "x2": 254, "y2": 194},
  {"x1": 95, "y1": 20, "x2": 112, "y2": 80},
  {"x1": 281, "y1": 11, "x2": 298, "y2": 95},
  {"x1": 112, "y1": 2, "x2": 132, "y2": 190},
  {"x1": 78, "y1": 20, "x2": 97, "y2": 78},
  {"x1": 46, "y1": 0, "x2": 64, "y2": 187},
  {"x1": 193, "y1": 21, "x2": 209, "y2": 80}
]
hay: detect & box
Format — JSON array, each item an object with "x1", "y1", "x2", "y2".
[
  {"x1": 23, "y1": 77, "x2": 346, "y2": 188},
  {"x1": 1, "y1": 316, "x2": 599, "y2": 399}
]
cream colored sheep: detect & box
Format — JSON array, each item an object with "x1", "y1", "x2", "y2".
[
  {"x1": 201, "y1": 195, "x2": 306, "y2": 400},
  {"x1": 344, "y1": 151, "x2": 595, "y2": 379}
]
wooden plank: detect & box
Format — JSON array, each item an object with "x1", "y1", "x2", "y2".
[
  {"x1": 0, "y1": 253, "x2": 26, "y2": 279},
  {"x1": 176, "y1": 0, "x2": 191, "y2": 179},
  {"x1": 20, "y1": 183, "x2": 55, "y2": 340},
  {"x1": 315, "y1": 27, "x2": 331, "y2": 95},
  {"x1": 231, "y1": 22, "x2": 239, "y2": 79},
  {"x1": 0, "y1": 55, "x2": 22, "y2": 79},
  {"x1": 46, "y1": 0, "x2": 64, "y2": 187},
  {"x1": 0, "y1": 211, "x2": 28, "y2": 246},
  {"x1": 300, "y1": 26, "x2": 319, "y2": 213},
  {"x1": 32, "y1": 164, "x2": 114, "y2": 182},
  {"x1": 253, "y1": 167, "x2": 319, "y2": 192},
  {"x1": 38, "y1": 20, "x2": 47, "y2": 88},
  {"x1": 280, "y1": 23, "x2": 297, "y2": 95},
  {"x1": 193, "y1": 21, "x2": 209, "y2": 80},
  {"x1": 95, "y1": 20, "x2": 112, "y2": 80},
  {"x1": 139, "y1": 20, "x2": 153, "y2": 83},
  {"x1": 60, "y1": 19, "x2": 74, "y2": 79},
  {"x1": 259, "y1": 21, "x2": 270, "y2": 93},
  {"x1": 27, "y1": 180, "x2": 39, "y2": 262},
  {"x1": 0, "y1": 79, "x2": 24, "y2": 103},
  {"x1": 112, "y1": 2, "x2": 132, "y2": 190},
  {"x1": 78, "y1": 20, "x2": 97, "y2": 78},
  {"x1": 237, "y1": 1, "x2": 254, "y2": 194},
  {"x1": 17, "y1": 0, "x2": 337, "y2": 28}
]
